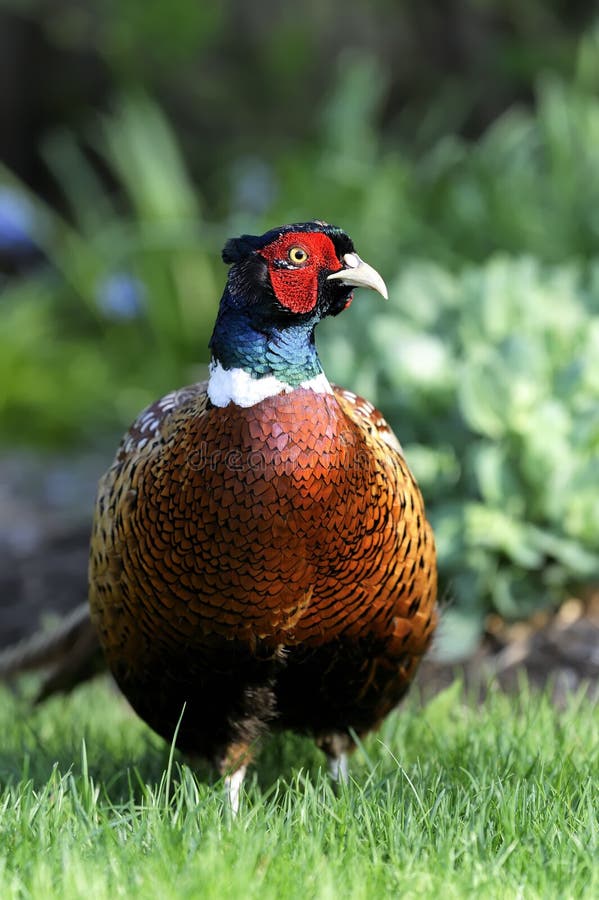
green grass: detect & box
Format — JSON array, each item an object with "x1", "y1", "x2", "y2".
[{"x1": 0, "y1": 679, "x2": 596, "y2": 899}]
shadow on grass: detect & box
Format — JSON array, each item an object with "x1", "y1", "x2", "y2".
[
  {"x1": 0, "y1": 682, "x2": 167, "y2": 800},
  {"x1": 0, "y1": 677, "x2": 331, "y2": 804}
]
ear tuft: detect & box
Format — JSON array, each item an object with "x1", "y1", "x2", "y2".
[{"x1": 222, "y1": 235, "x2": 259, "y2": 264}]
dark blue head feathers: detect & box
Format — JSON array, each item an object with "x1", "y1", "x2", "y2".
[{"x1": 211, "y1": 220, "x2": 360, "y2": 388}]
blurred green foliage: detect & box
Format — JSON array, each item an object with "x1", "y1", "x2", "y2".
[
  {"x1": 1, "y1": 22, "x2": 599, "y2": 653},
  {"x1": 327, "y1": 256, "x2": 599, "y2": 654}
]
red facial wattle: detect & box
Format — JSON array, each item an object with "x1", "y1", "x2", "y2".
[{"x1": 259, "y1": 232, "x2": 343, "y2": 314}]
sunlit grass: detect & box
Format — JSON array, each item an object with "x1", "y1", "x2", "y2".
[{"x1": 0, "y1": 678, "x2": 596, "y2": 898}]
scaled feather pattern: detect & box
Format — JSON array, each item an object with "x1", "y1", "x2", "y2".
[{"x1": 87, "y1": 220, "x2": 438, "y2": 781}]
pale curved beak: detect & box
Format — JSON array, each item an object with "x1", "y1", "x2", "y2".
[{"x1": 327, "y1": 252, "x2": 388, "y2": 300}]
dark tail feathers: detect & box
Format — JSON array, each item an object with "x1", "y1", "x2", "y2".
[{"x1": 0, "y1": 603, "x2": 104, "y2": 701}]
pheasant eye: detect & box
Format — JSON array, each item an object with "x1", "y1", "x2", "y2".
[{"x1": 288, "y1": 246, "x2": 309, "y2": 265}]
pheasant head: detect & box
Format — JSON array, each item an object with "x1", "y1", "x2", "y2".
[{"x1": 209, "y1": 221, "x2": 387, "y2": 407}]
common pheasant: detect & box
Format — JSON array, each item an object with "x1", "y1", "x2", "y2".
[{"x1": 6, "y1": 221, "x2": 438, "y2": 811}]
